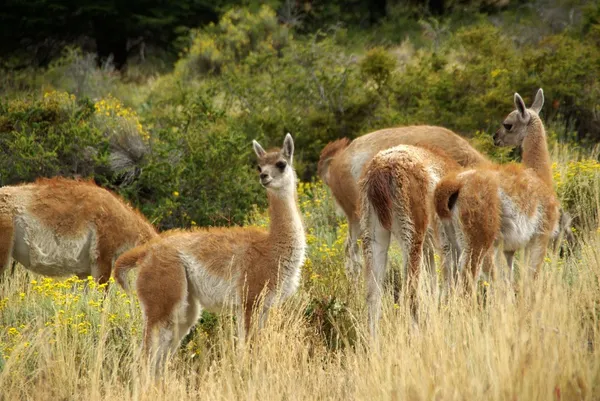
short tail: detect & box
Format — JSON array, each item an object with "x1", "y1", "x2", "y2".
[
  {"x1": 360, "y1": 163, "x2": 394, "y2": 231},
  {"x1": 434, "y1": 175, "x2": 463, "y2": 220},
  {"x1": 317, "y1": 138, "x2": 351, "y2": 182},
  {"x1": 113, "y1": 245, "x2": 149, "y2": 292}
]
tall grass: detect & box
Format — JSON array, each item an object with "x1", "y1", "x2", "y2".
[{"x1": 1, "y1": 148, "x2": 600, "y2": 400}]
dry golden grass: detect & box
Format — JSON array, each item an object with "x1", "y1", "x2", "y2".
[{"x1": 1, "y1": 148, "x2": 600, "y2": 400}]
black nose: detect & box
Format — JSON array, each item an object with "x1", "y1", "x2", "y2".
[{"x1": 260, "y1": 173, "x2": 268, "y2": 179}]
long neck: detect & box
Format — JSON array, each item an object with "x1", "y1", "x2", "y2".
[
  {"x1": 267, "y1": 186, "x2": 304, "y2": 249},
  {"x1": 522, "y1": 115, "x2": 553, "y2": 188}
]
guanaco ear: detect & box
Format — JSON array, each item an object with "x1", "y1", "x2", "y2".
[
  {"x1": 514, "y1": 93, "x2": 530, "y2": 123},
  {"x1": 282, "y1": 133, "x2": 294, "y2": 163},
  {"x1": 531, "y1": 88, "x2": 544, "y2": 114},
  {"x1": 252, "y1": 140, "x2": 267, "y2": 159}
]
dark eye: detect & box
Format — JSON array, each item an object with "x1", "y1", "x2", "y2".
[
  {"x1": 503, "y1": 123, "x2": 513, "y2": 131},
  {"x1": 257, "y1": 165, "x2": 262, "y2": 172},
  {"x1": 276, "y1": 161, "x2": 287, "y2": 170}
]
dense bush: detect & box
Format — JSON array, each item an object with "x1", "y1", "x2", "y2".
[
  {"x1": 2, "y1": 3, "x2": 599, "y2": 230},
  {"x1": 0, "y1": 91, "x2": 109, "y2": 185}
]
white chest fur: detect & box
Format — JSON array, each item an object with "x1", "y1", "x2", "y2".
[{"x1": 498, "y1": 190, "x2": 542, "y2": 252}]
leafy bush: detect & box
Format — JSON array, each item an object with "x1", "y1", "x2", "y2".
[
  {"x1": 176, "y1": 6, "x2": 289, "y2": 77},
  {"x1": 123, "y1": 89, "x2": 265, "y2": 229},
  {"x1": 0, "y1": 91, "x2": 109, "y2": 185}
]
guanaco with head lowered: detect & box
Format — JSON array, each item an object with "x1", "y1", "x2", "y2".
[
  {"x1": 0, "y1": 177, "x2": 157, "y2": 283},
  {"x1": 359, "y1": 144, "x2": 466, "y2": 336},
  {"x1": 113, "y1": 134, "x2": 305, "y2": 372},
  {"x1": 318, "y1": 126, "x2": 490, "y2": 276},
  {"x1": 434, "y1": 89, "x2": 560, "y2": 287}
]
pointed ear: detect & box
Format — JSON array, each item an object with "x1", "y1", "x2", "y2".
[
  {"x1": 252, "y1": 140, "x2": 266, "y2": 159},
  {"x1": 531, "y1": 88, "x2": 544, "y2": 114},
  {"x1": 514, "y1": 93, "x2": 530, "y2": 123},
  {"x1": 282, "y1": 133, "x2": 294, "y2": 162}
]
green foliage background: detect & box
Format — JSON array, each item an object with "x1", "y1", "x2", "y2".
[{"x1": 1, "y1": 0, "x2": 599, "y2": 230}]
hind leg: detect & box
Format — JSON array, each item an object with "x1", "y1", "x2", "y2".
[
  {"x1": 0, "y1": 215, "x2": 14, "y2": 278},
  {"x1": 362, "y1": 210, "x2": 391, "y2": 339},
  {"x1": 144, "y1": 294, "x2": 199, "y2": 377},
  {"x1": 400, "y1": 234, "x2": 425, "y2": 319},
  {"x1": 423, "y1": 232, "x2": 437, "y2": 293},
  {"x1": 344, "y1": 217, "x2": 363, "y2": 279}
]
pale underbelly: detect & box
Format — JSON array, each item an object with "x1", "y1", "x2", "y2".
[{"x1": 12, "y1": 216, "x2": 95, "y2": 277}]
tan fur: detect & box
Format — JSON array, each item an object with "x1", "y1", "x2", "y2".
[
  {"x1": 359, "y1": 145, "x2": 462, "y2": 335},
  {"x1": 114, "y1": 134, "x2": 305, "y2": 374},
  {"x1": 0, "y1": 177, "x2": 157, "y2": 283},
  {"x1": 437, "y1": 89, "x2": 559, "y2": 288},
  {"x1": 493, "y1": 89, "x2": 553, "y2": 187},
  {"x1": 435, "y1": 166, "x2": 559, "y2": 288},
  {"x1": 319, "y1": 125, "x2": 490, "y2": 274}
]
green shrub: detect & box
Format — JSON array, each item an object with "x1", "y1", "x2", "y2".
[
  {"x1": 176, "y1": 6, "x2": 289, "y2": 77},
  {"x1": 360, "y1": 47, "x2": 397, "y2": 91},
  {"x1": 123, "y1": 89, "x2": 264, "y2": 229},
  {"x1": 0, "y1": 91, "x2": 110, "y2": 185}
]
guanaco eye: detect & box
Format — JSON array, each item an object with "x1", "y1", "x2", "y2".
[
  {"x1": 276, "y1": 161, "x2": 287, "y2": 170},
  {"x1": 257, "y1": 165, "x2": 262, "y2": 172},
  {"x1": 503, "y1": 123, "x2": 513, "y2": 131}
]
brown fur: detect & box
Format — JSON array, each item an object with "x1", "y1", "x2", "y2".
[
  {"x1": 359, "y1": 145, "x2": 462, "y2": 334},
  {"x1": 319, "y1": 125, "x2": 490, "y2": 275},
  {"x1": 317, "y1": 138, "x2": 351, "y2": 183},
  {"x1": 114, "y1": 134, "x2": 305, "y2": 373},
  {"x1": 364, "y1": 164, "x2": 394, "y2": 231},
  {"x1": 435, "y1": 165, "x2": 559, "y2": 288},
  {"x1": 0, "y1": 177, "x2": 157, "y2": 283},
  {"x1": 433, "y1": 175, "x2": 463, "y2": 220}
]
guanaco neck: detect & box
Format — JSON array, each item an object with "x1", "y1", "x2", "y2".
[
  {"x1": 266, "y1": 184, "x2": 305, "y2": 258},
  {"x1": 522, "y1": 115, "x2": 553, "y2": 188}
]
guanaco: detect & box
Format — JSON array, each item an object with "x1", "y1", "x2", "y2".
[
  {"x1": 359, "y1": 144, "x2": 462, "y2": 335},
  {"x1": 434, "y1": 89, "x2": 560, "y2": 286},
  {"x1": 0, "y1": 177, "x2": 157, "y2": 283},
  {"x1": 318, "y1": 126, "x2": 490, "y2": 276},
  {"x1": 113, "y1": 134, "x2": 305, "y2": 372}
]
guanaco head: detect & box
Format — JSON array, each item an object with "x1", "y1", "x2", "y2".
[
  {"x1": 493, "y1": 88, "x2": 544, "y2": 147},
  {"x1": 252, "y1": 133, "x2": 296, "y2": 194}
]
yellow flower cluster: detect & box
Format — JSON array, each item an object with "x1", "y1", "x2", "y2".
[
  {"x1": 94, "y1": 95, "x2": 149, "y2": 140},
  {"x1": 7, "y1": 90, "x2": 75, "y2": 114},
  {"x1": 1, "y1": 275, "x2": 140, "y2": 360},
  {"x1": 553, "y1": 159, "x2": 600, "y2": 192}
]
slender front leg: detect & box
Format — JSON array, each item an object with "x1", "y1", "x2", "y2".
[
  {"x1": 526, "y1": 235, "x2": 550, "y2": 279},
  {"x1": 504, "y1": 251, "x2": 515, "y2": 282},
  {"x1": 362, "y1": 211, "x2": 391, "y2": 339}
]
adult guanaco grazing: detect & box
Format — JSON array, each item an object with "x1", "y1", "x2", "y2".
[
  {"x1": 0, "y1": 177, "x2": 157, "y2": 283},
  {"x1": 359, "y1": 144, "x2": 463, "y2": 336},
  {"x1": 113, "y1": 134, "x2": 305, "y2": 372},
  {"x1": 434, "y1": 89, "x2": 560, "y2": 286},
  {"x1": 318, "y1": 126, "x2": 490, "y2": 276}
]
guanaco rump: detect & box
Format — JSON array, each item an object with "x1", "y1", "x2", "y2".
[
  {"x1": 318, "y1": 126, "x2": 490, "y2": 276},
  {"x1": 113, "y1": 134, "x2": 305, "y2": 372},
  {"x1": 434, "y1": 89, "x2": 560, "y2": 286},
  {"x1": 0, "y1": 177, "x2": 157, "y2": 283},
  {"x1": 359, "y1": 144, "x2": 463, "y2": 335}
]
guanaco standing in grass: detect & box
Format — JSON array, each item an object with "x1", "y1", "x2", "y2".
[
  {"x1": 359, "y1": 144, "x2": 464, "y2": 336},
  {"x1": 0, "y1": 177, "x2": 157, "y2": 283},
  {"x1": 318, "y1": 126, "x2": 490, "y2": 276},
  {"x1": 113, "y1": 134, "x2": 305, "y2": 372},
  {"x1": 434, "y1": 89, "x2": 560, "y2": 287}
]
